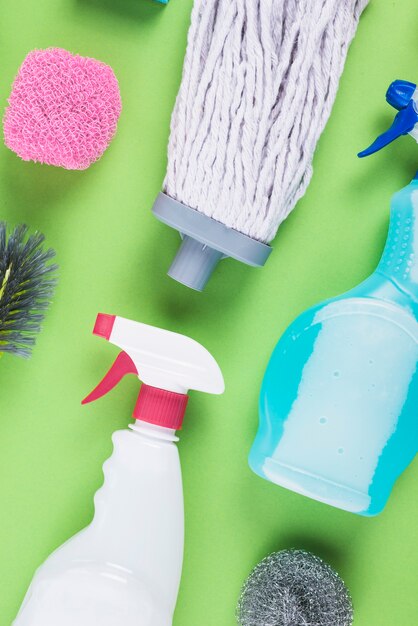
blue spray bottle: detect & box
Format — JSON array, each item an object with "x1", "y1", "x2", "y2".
[{"x1": 249, "y1": 80, "x2": 418, "y2": 516}]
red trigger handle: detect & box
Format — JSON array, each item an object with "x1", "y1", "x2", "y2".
[{"x1": 82, "y1": 351, "x2": 138, "y2": 405}]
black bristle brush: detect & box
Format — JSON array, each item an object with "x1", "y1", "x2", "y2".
[{"x1": 0, "y1": 223, "x2": 58, "y2": 358}]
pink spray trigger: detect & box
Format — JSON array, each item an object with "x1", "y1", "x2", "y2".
[
  {"x1": 82, "y1": 348, "x2": 189, "y2": 429},
  {"x1": 82, "y1": 351, "x2": 138, "y2": 405}
]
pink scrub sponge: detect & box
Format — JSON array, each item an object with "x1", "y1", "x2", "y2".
[{"x1": 3, "y1": 48, "x2": 122, "y2": 170}]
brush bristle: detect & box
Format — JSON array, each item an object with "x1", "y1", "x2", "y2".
[{"x1": 0, "y1": 223, "x2": 58, "y2": 358}]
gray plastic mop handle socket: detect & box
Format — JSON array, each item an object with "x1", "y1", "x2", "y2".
[{"x1": 152, "y1": 193, "x2": 272, "y2": 291}]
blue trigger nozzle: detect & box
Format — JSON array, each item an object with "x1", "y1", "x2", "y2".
[
  {"x1": 358, "y1": 85, "x2": 418, "y2": 158},
  {"x1": 386, "y1": 80, "x2": 416, "y2": 111}
]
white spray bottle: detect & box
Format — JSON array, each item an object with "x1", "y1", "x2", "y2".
[{"x1": 14, "y1": 313, "x2": 224, "y2": 626}]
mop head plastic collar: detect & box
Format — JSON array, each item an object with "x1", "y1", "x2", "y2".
[{"x1": 152, "y1": 193, "x2": 272, "y2": 291}]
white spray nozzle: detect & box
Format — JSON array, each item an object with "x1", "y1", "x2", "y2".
[{"x1": 91, "y1": 313, "x2": 225, "y2": 395}]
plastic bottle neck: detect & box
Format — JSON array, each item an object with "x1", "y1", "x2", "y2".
[
  {"x1": 129, "y1": 420, "x2": 179, "y2": 443},
  {"x1": 377, "y1": 179, "x2": 418, "y2": 304}
]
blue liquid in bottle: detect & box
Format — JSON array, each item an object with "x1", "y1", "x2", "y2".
[{"x1": 250, "y1": 176, "x2": 418, "y2": 515}]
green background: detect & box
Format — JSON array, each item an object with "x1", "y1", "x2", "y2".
[{"x1": 0, "y1": 0, "x2": 417, "y2": 624}]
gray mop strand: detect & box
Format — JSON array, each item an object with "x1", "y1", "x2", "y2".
[
  {"x1": 236, "y1": 550, "x2": 353, "y2": 626},
  {"x1": 153, "y1": 0, "x2": 368, "y2": 290}
]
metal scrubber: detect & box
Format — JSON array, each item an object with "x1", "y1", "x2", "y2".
[
  {"x1": 0, "y1": 223, "x2": 57, "y2": 358},
  {"x1": 236, "y1": 549, "x2": 353, "y2": 626}
]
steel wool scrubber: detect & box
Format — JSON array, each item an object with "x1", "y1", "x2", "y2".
[
  {"x1": 236, "y1": 550, "x2": 353, "y2": 626},
  {"x1": 153, "y1": 0, "x2": 369, "y2": 290}
]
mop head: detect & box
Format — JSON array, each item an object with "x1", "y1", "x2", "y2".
[
  {"x1": 154, "y1": 0, "x2": 369, "y2": 289},
  {"x1": 157, "y1": 0, "x2": 368, "y2": 291},
  {"x1": 163, "y1": 0, "x2": 369, "y2": 244},
  {"x1": 3, "y1": 48, "x2": 122, "y2": 170},
  {"x1": 236, "y1": 550, "x2": 353, "y2": 626},
  {"x1": 0, "y1": 224, "x2": 58, "y2": 358}
]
